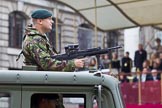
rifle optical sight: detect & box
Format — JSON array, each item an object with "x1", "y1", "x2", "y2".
[{"x1": 64, "y1": 44, "x2": 79, "y2": 54}]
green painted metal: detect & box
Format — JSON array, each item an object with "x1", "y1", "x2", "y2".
[{"x1": 0, "y1": 70, "x2": 125, "y2": 108}]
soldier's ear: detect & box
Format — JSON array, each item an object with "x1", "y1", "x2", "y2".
[{"x1": 37, "y1": 19, "x2": 43, "y2": 25}]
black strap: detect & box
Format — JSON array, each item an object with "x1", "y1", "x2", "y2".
[{"x1": 16, "y1": 51, "x2": 23, "y2": 61}]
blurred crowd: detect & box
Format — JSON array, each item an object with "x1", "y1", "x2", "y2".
[{"x1": 82, "y1": 38, "x2": 162, "y2": 83}]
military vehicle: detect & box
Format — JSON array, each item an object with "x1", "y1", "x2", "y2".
[{"x1": 0, "y1": 69, "x2": 125, "y2": 108}]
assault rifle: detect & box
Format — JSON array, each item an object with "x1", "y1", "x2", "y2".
[{"x1": 51, "y1": 45, "x2": 122, "y2": 69}]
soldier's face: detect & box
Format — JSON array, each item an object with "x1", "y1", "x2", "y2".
[{"x1": 41, "y1": 17, "x2": 54, "y2": 32}]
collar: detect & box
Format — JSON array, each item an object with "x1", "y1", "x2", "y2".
[{"x1": 27, "y1": 27, "x2": 48, "y2": 40}]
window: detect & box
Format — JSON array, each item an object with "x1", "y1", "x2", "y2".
[
  {"x1": 63, "y1": 94, "x2": 85, "y2": 108},
  {"x1": 0, "y1": 93, "x2": 10, "y2": 108},
  {"x1": 47, "y1": 18, "x2": 62, "y2": 53},
  {"x1": 9, "y1": 11, "x2": 27, "y2": 48},
  {"x1": 106, "y1": 31, "x2": 119, "y2": 47},
  {"x1": 106, "y1": 31, "x2": 120, "y2": 58},
  {"x1": 31, "y1": 93, "x2": 85, "y2": 108},
  {"x1": 78, "y1": 23, "x2": 93, "y2": 50}
]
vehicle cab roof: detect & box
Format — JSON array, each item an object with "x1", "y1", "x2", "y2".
[{"x1": 0, "y1": 70, "x2": 119, "y2": 90}]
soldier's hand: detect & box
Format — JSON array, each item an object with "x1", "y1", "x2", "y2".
[{"x1": 74, "y1": 59, "x2": 84, "y2": 68}]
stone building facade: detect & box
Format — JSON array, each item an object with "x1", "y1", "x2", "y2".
[{"x1": 1, "y1": 0, "x2": 119, "y2": 70}]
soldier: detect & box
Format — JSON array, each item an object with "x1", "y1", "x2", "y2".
[{"x1": 22, "y1": 9, "x2": 84, "y2": 71}]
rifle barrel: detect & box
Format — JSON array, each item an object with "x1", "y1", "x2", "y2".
[{"x1": 51, "y1": 45, "x2": 122, "y2": 61}]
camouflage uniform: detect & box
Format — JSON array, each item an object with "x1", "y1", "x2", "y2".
[{"x1": 22, "y1": 26, "x2": 75, "y2": 71}]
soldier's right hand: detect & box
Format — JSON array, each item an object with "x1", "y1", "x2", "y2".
[{"x1": 74, "y1": 59, "x2": 84, "y2": 68}]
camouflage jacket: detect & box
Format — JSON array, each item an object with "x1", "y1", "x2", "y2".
[{"x1": 22, "y1": 27, "x2": 75, "y2": 71}]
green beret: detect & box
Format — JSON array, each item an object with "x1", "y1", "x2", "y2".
[{"x1": 31, "y1": 9, "x2": 52, "y2": 19}]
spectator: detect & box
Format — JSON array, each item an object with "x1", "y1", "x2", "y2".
[
  {"x1": 148, "y1": 38, "x2": 162, "y2": 56},
  {"x1": 102, "y1": 54, "x2": 111, "y2": 69},
  {"x1": 149, "y1": 53, "x2": 158, "y2": 69},
  {"x1": 152, "y1": 61, "x2": 159, "y2": 70},
  {"x1": 150, "y1": 69, "x2": 161, "y2": 81},
  {"x1": 159, "y1": 53, "x2": 162, "y2": 68},
  {"x1": 141, "y1": 68, "x2": 151, "y2": 82},
  {"x1": 119, "y1": 73, "x2": 129, "y2": 83},
  {"x1": 134, "y1": 44, "x2": 147, "y2": 71},
  {"x1": 154, "y1": 58, "x2": 162, "y2": 71},
  {"x1": 121, "y1": 51, "x2": 132, "y2": 74},
  {"x1": 88, "y1": 57, "x2": 97, "y2": 70},
  {"x1": 99, "y1": 55, "x2": 105, "y2": 69},
  {"x1": 111, "y1": 52, "x2": 120, "y2": 72},
  {"x1": 133, "y1": 68, "x2": 152, "y2": 82},
  {"x1": 142, "y1": 60, "x2": 151, "y2": 70}
]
